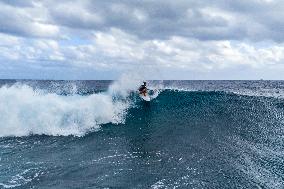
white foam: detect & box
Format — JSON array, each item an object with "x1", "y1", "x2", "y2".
[
  {"x1": 0, "y1": 74, "x2": 165, "y2": 137},
  {"x1": 0, "y1": 82, "x2": 131, "y2": 137},
  {"x1": 108, "y1": 72, "x2": 144, "y2": 98}
]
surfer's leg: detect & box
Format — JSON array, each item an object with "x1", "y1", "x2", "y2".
[{"x1": 142, "y1": 89, "x2": 147, "y2": 96}]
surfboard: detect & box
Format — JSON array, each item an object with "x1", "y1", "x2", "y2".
[{"x1": 140, "y1": 93, "x2": 151, "y2": 101}]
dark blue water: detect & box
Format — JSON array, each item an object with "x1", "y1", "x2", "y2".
[{"x1": 0, "y1": 80, "x2": 284, "y2": 188}]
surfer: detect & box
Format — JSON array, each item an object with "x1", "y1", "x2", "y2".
[{"x1": 138, "y1": 82, "x2": 147, "y2": 96}]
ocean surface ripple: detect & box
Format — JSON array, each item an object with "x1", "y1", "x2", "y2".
[{"x1": 0, "y1": 80, "x2": 284, "y2": 189}]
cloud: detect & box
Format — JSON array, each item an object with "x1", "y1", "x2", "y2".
[
  {"x1": 2, "y1": 0, "x2": 284, "y2": 42},
  {"x1": 88, "y1": 29, "x2": 284, "y2": 70},
  {"x1": 49, "y1": 1, "x2": 104, "y2": 30},
  {"x1": 41, "y1": 0, "x2": 284, "y2": 42},
  {"x1": 0, "y1": 0, "x2": 35, "y2": 7},
  {"x1": 0, "y1": 1, "x2": 59, "y2": 38},
  {"x1": 0, "y1": 0, "x2": 284, "y2": 79}
]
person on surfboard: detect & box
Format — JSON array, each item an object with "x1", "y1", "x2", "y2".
[{"x1": 138, "y1": 82, "x2": 147, "y2": 96}]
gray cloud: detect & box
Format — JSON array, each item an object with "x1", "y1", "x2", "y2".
[
  {"x1": 0, "y1": 2, "x2": 59, "y2": 38},
  {"x1": 0, "y1": 0, "x2": 35, "y2": 7},
  {"x1": 43, "y1": 0, "x2": 284, "y2": 42},
  {"x1": 1, "y1": 0, "x2": 283, "y2": 42}
]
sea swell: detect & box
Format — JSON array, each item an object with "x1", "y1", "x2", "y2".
[
  {"x1": 0, "y1": 80, "x2": 284, "y2": 188},
  {"x1": 0, "y1": 80, "x2": 284, "y2": 137}
]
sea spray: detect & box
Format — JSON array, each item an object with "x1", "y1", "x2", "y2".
[{"x1": 0, "y1": 79, "x2": 136, "y2": 137}]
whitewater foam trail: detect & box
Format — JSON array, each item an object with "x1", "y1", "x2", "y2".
[{"x1": 0, "y1": 82, "x2": 132, "y2": 137}]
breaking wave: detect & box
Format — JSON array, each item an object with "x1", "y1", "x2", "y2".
[{"x1": 0, "y1": 76, "x2": 143, "y2": 137}]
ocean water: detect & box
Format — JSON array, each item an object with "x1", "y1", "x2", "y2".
[{"x1": 0, "y1": 79, "x2": 284, "y2": 189}]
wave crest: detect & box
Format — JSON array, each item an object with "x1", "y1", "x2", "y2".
[{"x1": 0, "y1": 84, "x2": 129, "y2": 137}]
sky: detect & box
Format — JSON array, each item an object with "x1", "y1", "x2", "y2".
[{"x1": 1, "y1": 0, "x2": 284, "y2": 80}]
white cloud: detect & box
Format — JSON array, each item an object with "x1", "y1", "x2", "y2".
[
  {"x1": 0, "y1": 33, "x2": 21, "y2": 46},
  {"x1": 75, "y1": 29, "x2": 284, "y2": 72},
  {"x1": 0, "y1": 1, "x2": 59, "y2": 38},
  {"x1": 2, "y1": 27, "x2": 284, "y2": 74}
]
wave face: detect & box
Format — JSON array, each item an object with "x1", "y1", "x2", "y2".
[{"x1": 0, "y1": 80, "x2": 284, "y2": 188}]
